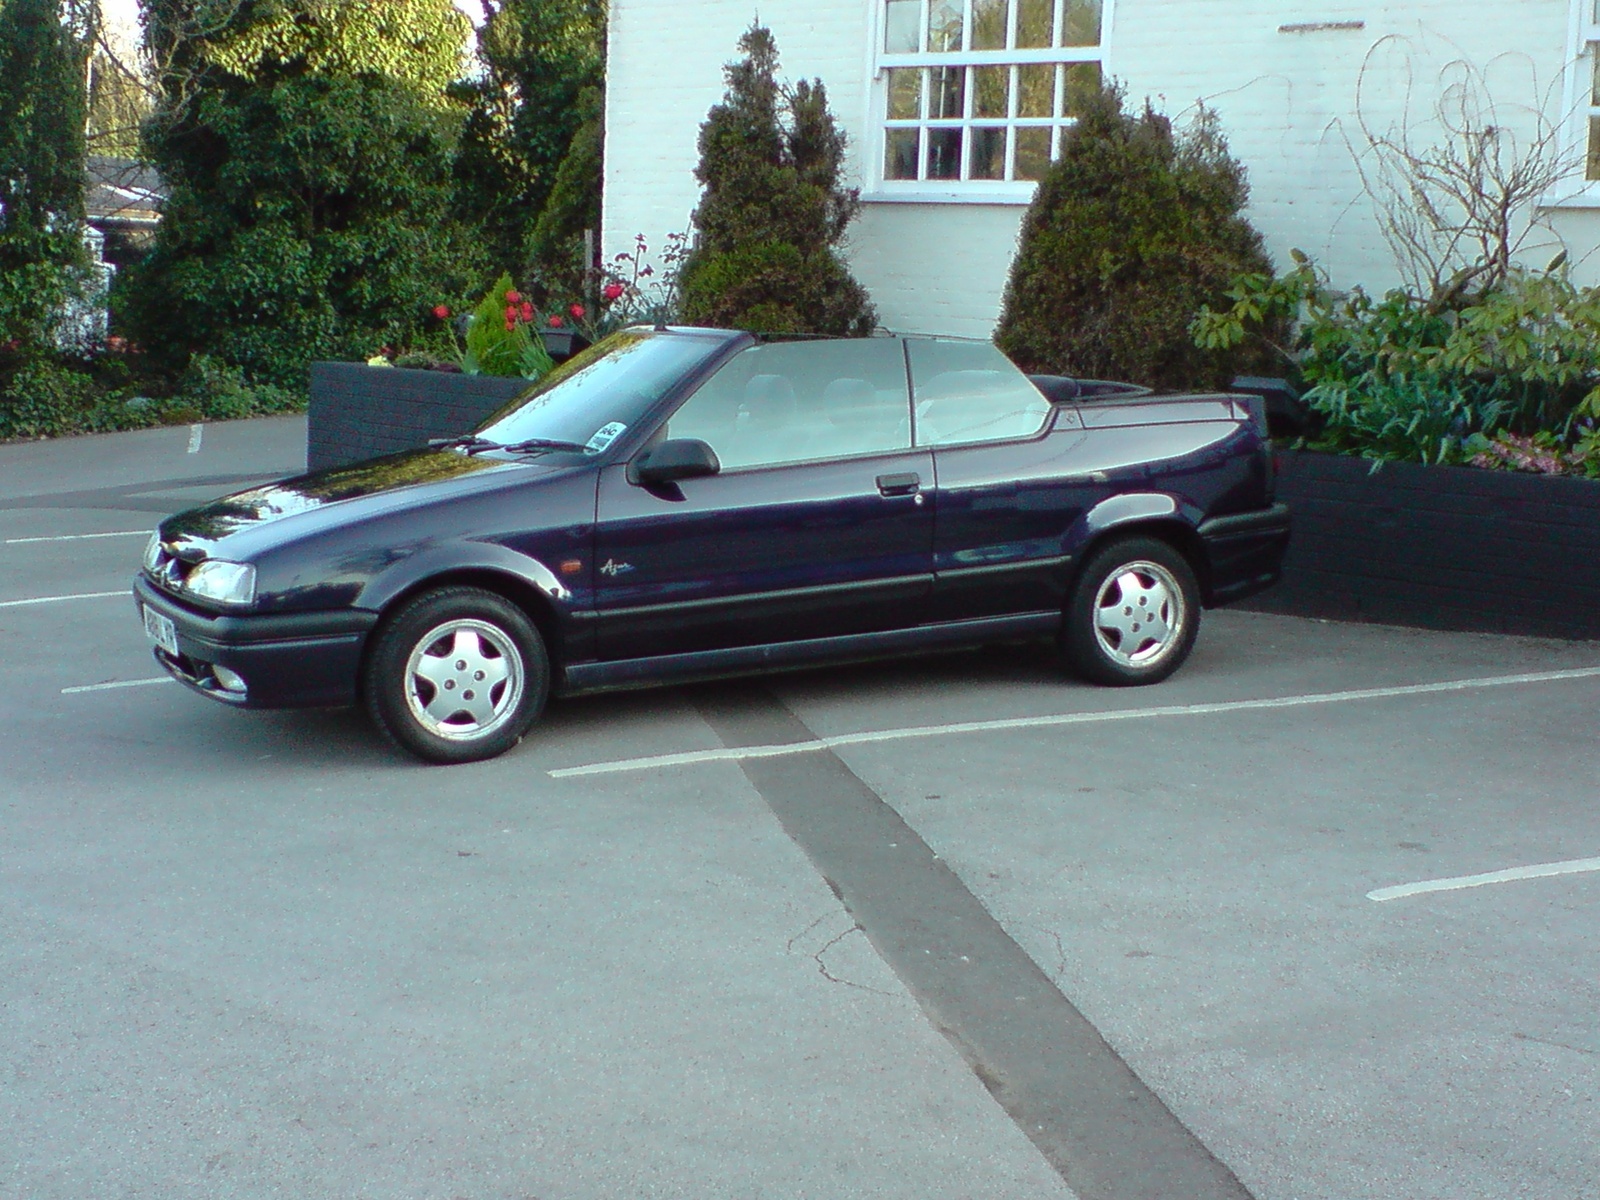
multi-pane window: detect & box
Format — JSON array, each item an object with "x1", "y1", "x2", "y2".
[
  {"x1": 1585, "y1": 1, "x2": 1600, "y2": 179},
  {"x1": 877, "y1": 0, "x2": 1106, "y2": 186}
]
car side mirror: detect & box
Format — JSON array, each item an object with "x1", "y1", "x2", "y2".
[{"x1": 632, "y1": 438, "x2": 720, "y2": 486}]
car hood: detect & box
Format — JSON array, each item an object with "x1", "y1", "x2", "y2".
[{"x1": 158, "y1": 447, "x2": 571, "y2": 554}]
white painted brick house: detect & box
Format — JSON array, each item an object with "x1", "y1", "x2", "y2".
[{"x1": 603, "y1": 1, "x2": 1600, "y2": 336}]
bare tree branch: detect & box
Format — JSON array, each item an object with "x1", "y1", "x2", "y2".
[{"x1": 1348, "y1": 36, "x2": 1582, "y2": 303}]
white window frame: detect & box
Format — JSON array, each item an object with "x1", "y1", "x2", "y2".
[
  {"x1": 861, "y1": 0, "x2": 1114, "y2": 205},
  {"x1": 1548, "y1": 0, "x2": 1600, "y2": 207}
]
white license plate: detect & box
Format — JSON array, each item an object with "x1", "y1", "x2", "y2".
[{"x1": 143, "y1": 604, "x2": 179, "y2": 656}]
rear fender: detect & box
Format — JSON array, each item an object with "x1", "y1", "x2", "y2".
[
  {"x1": 1076, "y1": 492, "x2": 1204, "y2": 542},
  {"x1": 1067, "y1": 492, "x2": 1211, "y2": 598}
]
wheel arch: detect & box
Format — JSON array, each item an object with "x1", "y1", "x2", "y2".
[
  {"x1": 1068, "y1": 495, "x2": 1214, "y2": 605},
  {"x1": 357, "y1": 563, "x2": 569, "y2": 701}
]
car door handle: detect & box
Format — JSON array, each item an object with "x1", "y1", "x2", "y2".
[{"x1": 876, "y1": 472, "x2": 921, "y2": 497}]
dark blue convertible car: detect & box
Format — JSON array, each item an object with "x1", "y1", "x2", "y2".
[{"x1": 134, "y1": 327, "x2": 1290, "y2": 763}]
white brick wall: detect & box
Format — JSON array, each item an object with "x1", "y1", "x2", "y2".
[{"x1": 605, "y1": 0, "x2": 1600, "y2": 337}]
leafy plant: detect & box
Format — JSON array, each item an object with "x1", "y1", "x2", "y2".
[
  {"x1": 995, "y1": 83, "x2": 1277, "y2": 389},
  {"x1": 1194, "y1": 257, "x2": 1600, "y2": 465}
]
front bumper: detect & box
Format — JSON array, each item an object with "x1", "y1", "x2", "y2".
[
  {"x1": 1198, "y1": 502, "x2": 1292, "y2": 606},
  {"x1": 133, "y1": 576, "x2": 379, "y2": 709}
]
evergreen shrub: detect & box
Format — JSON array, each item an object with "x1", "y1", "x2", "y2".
[
  {"x1": 120, "y1": 0, "x2": 481, "y2": 390},
  {"x1": 995, "y1": 83, "x2": 1275, "y2": 389},
  {"x1": 678, "y1": 25, "x2": 875, "y2": 336}
]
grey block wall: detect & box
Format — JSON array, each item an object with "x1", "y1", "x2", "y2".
[
  {"x1": 307, "y1": 363, "x2": 528, "y2": 471},
  {"x1": 1241, "y1": 451, "x2": 1600, "y2": 640}
]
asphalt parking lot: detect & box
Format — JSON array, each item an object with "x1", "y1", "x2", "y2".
[{"x1": 3, "y1": 416, "x2": 1598, "y2": 1200}]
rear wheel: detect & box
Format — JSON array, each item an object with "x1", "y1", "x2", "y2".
[
  {"x1": 364, "y1": 587, "x2": 548, "y2": 763},
  {"x1": 1061, "y1": 536, "x2": 1199, "y2": 686}
]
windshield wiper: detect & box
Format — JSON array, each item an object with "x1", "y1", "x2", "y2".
[
  {"x1": 427, "y1": 435, "x2": 504, "y2": 453},
  {"x1": 499, "y1": 438, "x2": 593, "y2": 455}
]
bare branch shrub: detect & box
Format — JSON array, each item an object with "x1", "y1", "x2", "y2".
[{"x1": 1351, "y1": 38, "x2": 1581, "y2": 305}]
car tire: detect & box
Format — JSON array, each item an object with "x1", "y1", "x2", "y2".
[
  {"x1": 1061, "y1": 536, "x2": 1200, "y2": 687},
  {"x1": 364, "y1": 586, "x2": 549, "y2": 764}
]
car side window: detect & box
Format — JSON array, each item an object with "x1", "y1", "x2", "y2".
[
  {"x1": 906, "y1": 339, "x2": 1052, "y2": 447},
  {"x1": 662, "y1": 339, "x2": 912, "y2": 471}
]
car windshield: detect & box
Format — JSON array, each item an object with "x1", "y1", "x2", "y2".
[{"x1": 473, "y1": 329, "x2": 729, "y2": 454}]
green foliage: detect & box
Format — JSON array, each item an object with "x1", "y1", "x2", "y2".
[
  {"x1": 677, "y1": 24, "x2": 875, "y2": 336},
  {"x1": 123, "y1": 0, "x2": 481, "y2": 389},
  {"x1": 462, "y1": 273, "x2": 554, "y2": 378},
  {"x1": 1194, "y1": 259, "x2": 1600, "y2": 465},
  {"x1": 0, "y1": 358, "x2": 103, "y2": 439},
  {"x1": 524, "y1": 84, "x2": 602, "y2": 304},
  {"x1": 454, "y1": 0, "x2": 605, "y2": 271},
  {"x1": 0, "y1": 0, "x2": 90, "y2": 349},
  {"x1": 202, "y1": 0, "x2": 469, "y2": 96},
  {"x1": 175, "y1": 353, "x2": 302, "y2": 418},
  {"x1": 994, "y1": 82, "x2": 1276, "y2": 389},
  {"x1": 0, "y1": 351, "x2": 302, "y2": 441},
  {"x1": 86, "y1": 47, "x2": 152, "y2": 156}
]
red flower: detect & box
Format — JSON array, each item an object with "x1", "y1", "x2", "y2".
[
  {"x1": 505, "y1": 290, "x2": 522, "y2": 304},
  {"x1": 505, "y1": 304, "x2": 518, "y2": 323},
  {"x1": 504, "y1": 317, "x2": 516, "y2": 332},
  {"x1": 602, "y1": 282, "x2": 625, "y2": 302},
  {"x1": 569, "y1": 303, "x2": 586, "y2": 319},
  {"x1": 520, "y1": 302, "x2": 535, "y2": 322},
  {"x1": 548, "y1": 315, "x2": 564, "y2": 328},
  {"x1": 432, "y1": 304, "x2": 450, "y2": 320}
]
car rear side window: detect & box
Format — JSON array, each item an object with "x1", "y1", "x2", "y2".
[
  {"x1": 663, "y1": 339, "x2": 912, "y2": 471},
  {"x1": 906, "y1": 339, "x2": 1052, "y2": 446}
]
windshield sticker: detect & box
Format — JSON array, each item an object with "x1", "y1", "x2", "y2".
[{"x1": 585, "y1": 422, "x2": 627, "y2": 453}]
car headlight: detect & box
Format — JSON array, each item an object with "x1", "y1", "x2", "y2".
[
  {"x1": 143, "y1": 531, "x2": 164, "y2": 572},
  {"x1": 182, "y1": 560, "x2": 257, "y2": 607}
]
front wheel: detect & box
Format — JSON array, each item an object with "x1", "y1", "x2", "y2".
[
  {"x1": 364, "y1": 587, "x2": 549, "y2": 763},
  {"x1": 1061, "y1": 537, "x2": 1200, "y2": 686}
]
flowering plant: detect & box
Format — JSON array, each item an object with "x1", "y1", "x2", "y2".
[
  {"x1": 461, "y1": 274, "x2": 554, "y2": 379},
  {"x1": 1466, "y1": 427, "x2": 1600, "y2": 478},
  {"x1": 531, "y1": 231, "x2": 693, "y2": 346}
]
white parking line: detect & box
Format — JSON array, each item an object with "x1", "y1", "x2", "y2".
[
  {"x1": 187, "y1": 423, "x2": 203, "y2": 453},
  {"x1": 547, "y1": 665, "x2": 1600, "y2": 778},
  {"x1": 61, "y1": 676, "x2": 174, "y2": 695},
  {"x1": 4, "y1": 531, "x2": 149, "y2": 545},
  {"x1": 0, "y1": 590, "x2": 126, "y2": 609},
  {"x1": 1368, "y1": 856, "x2": 1600, "y2": 902}
]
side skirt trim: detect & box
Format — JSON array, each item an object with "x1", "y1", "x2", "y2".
[{"x1": 558, "y1": 611, "x2": 1061, "y2": 695}]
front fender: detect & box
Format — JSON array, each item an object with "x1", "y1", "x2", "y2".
[{"x1": 355, "y1": 541, "x2": 573, "y2": 613}]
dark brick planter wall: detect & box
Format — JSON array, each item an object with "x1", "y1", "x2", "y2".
[
  {"x1": 1241, "y1": 451, "x2": 1600, "y2": 639},
  {"x1": 307, "y1": 363, "x2": 528, "y2": 471}
]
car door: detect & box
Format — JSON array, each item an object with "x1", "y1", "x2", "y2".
[
  {"x1": 592, "y1": 338, "x2": 934, "y2": 661},
  {"x1": 907, "y1": 338, "x2": 1097, "y2": 622}
]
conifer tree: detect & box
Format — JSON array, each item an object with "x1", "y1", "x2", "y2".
[
  {"x1": 678, "y1": 25, "x2": 875, "y2": 335},
  {"x1": 453, "y1": 0, "x2": 605, "y2": 275},
  {"x1": 523, "y1": 83, "x2": 602, "y2": 302},
  {"x1": 995, "y1": 82, "x2": 1274, "y2": 389},
  {"x1": 0, "y1": 0, "x2": 89, "y2": 349}
]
